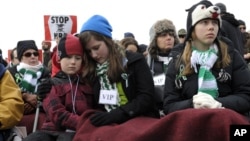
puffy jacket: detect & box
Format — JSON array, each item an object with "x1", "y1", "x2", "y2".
[
  {"x1": 163, "y1": 39, "x2": 250, "y2": 116},
  {"x1": 0, "y1": 64, "x2": 24, "y2": 129}
]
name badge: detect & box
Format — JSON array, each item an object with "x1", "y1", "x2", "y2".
[
  {"x1": 99, "y1": 89, "x2": 118, "y2": 105},
  {"x1": 153, "y1": 74, "x2": 166, "y2": 86}
]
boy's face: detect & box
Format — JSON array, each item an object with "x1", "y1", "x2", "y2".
[{"x1": 59, "y1": 55, "x2": 83, "y2": 75}]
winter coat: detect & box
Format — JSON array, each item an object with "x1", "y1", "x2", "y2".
[
  {"x1": 41, "y1": 71, "x2": 93, "y2": 131},
  {"x1": 163, "y1": 40, "x2": 250, "y2": 116},
  {"x1": 92, "y1": 51, "x2": 160, "y2": 119},
  {"x1": 147, "y1": 52, "x2": 172, "y2": 76},
  {"x1": 147, "y1": 51, "x2": 173, "y2": 109},
  {"x1": 0, "y1": 64, "x2": 24, "y2": 130},
  {"x1": 219, "y1": 12, "x2": 245, "y2": 56}
]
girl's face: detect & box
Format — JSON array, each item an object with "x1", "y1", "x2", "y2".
[
  {"x1": 156, "y1": 32, "x2": 175, "y2": 52},
  {"x1": 85, "y1": 37, "x2": 109, "y2": 64},
  {"x1": 21, "y1": 49, "x2": 39, "y2": 66},
  {"x1": 59, "y1": 55, "x2": 82, "y2": 75},
  {"x1": 193, "y1": 19, "x2": 219, "y2": 47}
]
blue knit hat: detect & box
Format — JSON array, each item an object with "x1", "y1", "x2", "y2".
[{"x1": 80, "y1": 15, "x2": 112, "y2": 38}]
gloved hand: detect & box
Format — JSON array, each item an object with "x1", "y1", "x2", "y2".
[
  {"x1": 193, "y1": 92, "x2": 223, "y2": 109},
  {"x1": 22, "y1": 93, "x2": 37, "y2": 107},
  {"x1": 90, "y1": 108, "x2": 130, "y2": 127},
  {"x1": 37, "y1": 78, "x2": 52, "y2": 101},
  {"x1": 24, "y1": 103, "x2": 36, "y2": 115}
]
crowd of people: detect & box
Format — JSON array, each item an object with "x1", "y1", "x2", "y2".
[{"x1": 1, "y1": 0, "x2": 250, "y2": 141}]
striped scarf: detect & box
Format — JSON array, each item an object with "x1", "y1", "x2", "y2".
[
  {"x1": 190, "y1": 44, "x2": 218, "y2": 98},
  {"x1": 157, "y1": 55, "x2": 172, "y2": 73},
  {"x1": 17, "y1": 62, "x2": 44, "y2": 93},
  {"x1": 96, "y1": 61, "x2": 120, "y2": 111}
]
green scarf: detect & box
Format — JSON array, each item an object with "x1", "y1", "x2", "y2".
[
  {"x1": 190, "y1": 44, "x2": 219, "y2": 98},
  {"x1": 17, "y1": 62, "x2": 44, "y2": 93},
  {"x1": 96, "y1": 61, "x2": 119, "y2": 111}
]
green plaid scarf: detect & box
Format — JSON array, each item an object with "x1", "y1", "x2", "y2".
[
  {"x1": 17, "y1": 62, "x2": 44, "y2": 93},
  {"x1": 190, "y1": 44, "x2": 219, "y2": 98},
  {"x1": 96, "y1": 61, "x2": 120, "y2": 111}
]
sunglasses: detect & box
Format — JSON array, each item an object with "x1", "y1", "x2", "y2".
[
  {"x1": 23, "y1": 52, "x2": 39, "y2": 57},
  {"x1": 240, "y1": 27, "x2": 246, "y2": 30},
  {"x1": 178, "y1": 35, "x2": 186, "y2": 38}
]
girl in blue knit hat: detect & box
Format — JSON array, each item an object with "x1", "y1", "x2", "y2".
[{"x1": 78, "y1": 14, "x2": 160, "y2": 127}]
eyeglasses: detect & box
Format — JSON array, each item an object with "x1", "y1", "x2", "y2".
[
  {"x1": 178, "y1": 35, "x2": 186, "y2": 38},
  {"x1": 23, "y1": 52, "x2": 39, "y2": 57}
]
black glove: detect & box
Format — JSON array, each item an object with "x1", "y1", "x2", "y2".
[
  {"x1": 37, "y1": 78, "x2": 52, "y2": 101},
  {"x1": 90, "y1": 108, "x2": 130, "y2": 127}
]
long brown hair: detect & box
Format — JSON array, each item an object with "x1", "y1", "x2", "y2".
[
  {"x1": 179, "y1": 35, "x2": 231, "y2": 76},
  {"x1": 78, "y1": 31, "x2": 125, "y2": 84}
]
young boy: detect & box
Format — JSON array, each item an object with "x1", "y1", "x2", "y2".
[{"x1": 23, "y1": 34, "x2": 94, "y2": 141}]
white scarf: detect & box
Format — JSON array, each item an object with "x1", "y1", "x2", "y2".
[
  {"x1": 190, "y1": 44, "x2": 219, "y2": 98},
  {"x1": 17, "y1": 62, "x2": 44, "y2": 93}
]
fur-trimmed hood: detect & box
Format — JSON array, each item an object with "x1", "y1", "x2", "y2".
[{"x1": 149, "y1": 19, "x2": 178, "y2": 43}]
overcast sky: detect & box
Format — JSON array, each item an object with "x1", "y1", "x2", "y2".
[{"x1": 0, "y1": 0, "x2": 248, "y2": 58}]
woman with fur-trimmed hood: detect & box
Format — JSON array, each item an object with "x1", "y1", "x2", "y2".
[
  {"x1": 147, "y1": 19, "x2": 179, "y2": 110},
  {"x1": 147, "y1": 19, "x2": 179, "y2": 75}
]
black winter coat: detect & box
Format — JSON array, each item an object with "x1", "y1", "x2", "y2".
[
  {"x1": 92, "y1": 51, "x2": 160, "y2": 119},
  {"x1": 219, "y1": 12, "x2": 245, "y2": 56},
  {"x1": 163, "y1": 41, "x2": 250, "y2": 116}
]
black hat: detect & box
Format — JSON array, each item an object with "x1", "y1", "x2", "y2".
[
  {"x1": 16, "y1": 40, "x2": 38, "y2": 61},
  {"x1": 185, "y1": 0, "x2": 221, "y2": 43},
  {"x1": 124, "y1": 32, "x2": 135, "y2": 38},
  {"x1": 215, "y1": 3, "x2": 227, "y2": 14},
  {"x1": 138, "y1": 44, "x2": 148, "y2": 53},
  {"x1": 238, "y1": 20, "x2": 246, "y2": 26}
]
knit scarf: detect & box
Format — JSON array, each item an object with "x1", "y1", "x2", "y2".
[
  {"x1": 17, "y1": 62, "x2": 44, "y2": 93},
  {"x1": 190, "y1": 44, "x2": 219, "y2": 98},
  {"x1": 96, "y1": 61, "x2": 120, "y2": 112},
  {"x1": 158, "y1": 55, "x2": 172, "y2": 73}
]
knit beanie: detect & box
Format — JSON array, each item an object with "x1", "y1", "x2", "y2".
[
  {"x1": 16, "y1": 40, "x2": 38, "y2": 61},
  {"x1": 80, "y1": 15, "x2": 112, "y2": 39},
  {"x1": 185, "y1": 0, "x2": 221, "y2": 43},
  {"x1": 124, "y1": 32, "x2": 135, "y2": 38},
  {"x1": 238, "y1": 20, "x2": 246, "y2": 26},
  {"x1": 149, "y1": 19, "x2": 177, "y2": 43},
  {"x1": 57, "y1": 34, "x2": 83, "y2": 60},
  {"x1": 215, "y1": 2, "x2": 227, "y2": 14}
]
